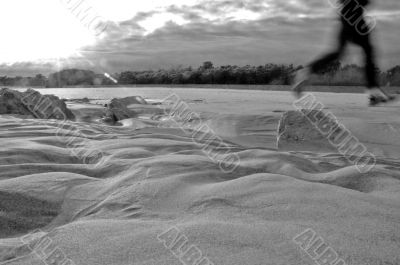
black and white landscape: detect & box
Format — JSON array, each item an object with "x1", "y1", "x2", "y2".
[{"x1": 0, "y1": 1, "x2": 399, "y2": 265}]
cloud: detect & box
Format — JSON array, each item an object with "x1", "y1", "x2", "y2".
[
  {"x1": 80, "y1": 0, "x2": 399, "y2": 70},
  {"x1": 0, "y1": 62, "x2": 57, "y2": 76},
  {"x1": 2, "y1": 0, "x2": 399, "y2": 76}
]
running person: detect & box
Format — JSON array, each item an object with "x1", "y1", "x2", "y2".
[{"x1": 292, "y1": 0, "x2": 396, "y2": 106}]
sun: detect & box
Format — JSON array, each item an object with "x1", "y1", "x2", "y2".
[
  {"x1": 0, "y1": 0, "x2": 202, "y2": 63},
  {"x1": 0, "y1": 0, "x2": 98, "y2": 63}
]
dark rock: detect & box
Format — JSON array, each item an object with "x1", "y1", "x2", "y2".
[
  {"x1": 102, "y1": 96, "x2": 147, "y2": 124},
  {"x1": 69, "y1": 97, "x2": 90, "y2": 103},
  {"x1": 81, "y1": 97, "x2": 90, "y2": 103},
  {"x1": 111, "y1": 96, "x2": 147, "y2": 106},
  {"x1": 0, "y1": 88, "x2": 75, "y2": 120}
]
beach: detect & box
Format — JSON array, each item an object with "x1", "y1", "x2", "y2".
[{"x1": 0, "y1": 87, "x2": 399, "y2": 265}]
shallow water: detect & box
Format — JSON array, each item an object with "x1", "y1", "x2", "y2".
[
  {"x1": 15, "y1": 86, "x2": 366, "y2": 113},
  {"x1": 13, "y1": 87, "x2": 400, "y2": 157}
]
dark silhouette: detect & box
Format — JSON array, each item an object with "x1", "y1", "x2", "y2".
[{"x1": 292, "y1": 0, "x2": 396, "y2": 106}]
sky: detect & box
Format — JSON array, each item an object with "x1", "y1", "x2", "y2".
[{"x1": 0, "y1": 0, "x2": 399, "y2": 76}]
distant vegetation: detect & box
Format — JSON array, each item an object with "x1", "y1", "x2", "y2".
[
  {"x1": 0, "y1": 74, "x2": 47, "y2": 87},
  {"x1": 47, "y1": 69, "x2": 115, "y2": 87},
  {"x1": 1, "y1": 62, "x2": 400, "y2": 87},
  {"x1": 118, "y1": 62, "x2": 295, "y2": 85}
]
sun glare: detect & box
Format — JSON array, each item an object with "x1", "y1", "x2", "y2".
[
  {"x1": 0, "y1": 0, "x2": 203, "y2": 63},
  {"x1": 0, "y1": 0, "x2": 98, "y2": 63}
]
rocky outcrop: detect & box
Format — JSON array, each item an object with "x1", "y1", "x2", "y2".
[
  {"x1": 69, "y1": 97, "x2": 90, "y2": 103},
  {"x1": 277, "y1": 110, "x2": 341, "y2": 152},
  {"x1": 102, "y1": 96, "x2": 147, "y2": 124},
  {"x1": 110, "y1": 96, "x2": 147, "y2": 106},
  {"x1": 0, "y1": 88, "x2": 75, "y2": 120}
]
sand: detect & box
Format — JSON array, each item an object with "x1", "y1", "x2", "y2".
[{"x1": 0, "y1": 89, "x2": 399, "y2": 265}]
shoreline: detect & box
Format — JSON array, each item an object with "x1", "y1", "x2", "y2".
[{"x1": 5, "y1": 84, "x2": 400, "y2": 94}]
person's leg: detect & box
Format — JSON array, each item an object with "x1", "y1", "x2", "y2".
[
  {"x1": 357, "y1": 34, "x2": 378, "y2": 88},
  {"x1": 353, "y1": 29, "x2": 396, "y2": 105},
  {"x1": 308, "y1": 26, "x2": 347, "y2": 74},
  {"x1": 292, "y1": 24, "x2": 347, "y2": 97}
]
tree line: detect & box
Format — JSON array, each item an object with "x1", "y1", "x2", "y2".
[
  {"x1": 1, "y1": 62, "x2": 400, "y2": 87},
  {"x1": 0, "y1": 74, "x2": 47, "y2": 87}
]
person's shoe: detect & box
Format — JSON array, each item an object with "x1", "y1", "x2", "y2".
[
  {"x1": 292, "y1": 67, "x2": 310, "y2": 98},
  {"x1": 369, "y1": 95, "x2": 397, "y2": 106},
  {"x1": 368, "y1": 88, "x2": 397, "y2": 106}
]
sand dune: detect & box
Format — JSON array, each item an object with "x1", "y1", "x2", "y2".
[{"x1": 0, "y1": 90, "x2": 400, "y2": 265}]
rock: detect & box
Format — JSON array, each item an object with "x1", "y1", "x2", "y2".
[
  {"x1": 102, "y1": 99, "x2": 136, "y2": 124},
  {"x1": 277, "y1": 109, "x2": 341, "y2": 152},
  {"x1": 0, "y1": 88, "x2": 75, "y2": 120},
  {"x1": 111, "y1": 96, "x2": 147, "y2": 106},
  {"x1": 0, "y1": 88, "x2": 32, "y2": 116},
  {"x1": 102, "y1": 96, "x2": 147, "y2": 124},
  {"x1": 81, "y1": 97, "x2": 90, "y2": 103},
  {"x1": 69, "y1": 97, "x2": 90, "y2": 103}
]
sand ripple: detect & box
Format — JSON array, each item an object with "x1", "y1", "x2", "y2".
[{"x1": 0, "y1": 111, "x2": 399, "y2": 265}]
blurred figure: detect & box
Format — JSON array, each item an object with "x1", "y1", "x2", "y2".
[{"x1": 292, "y1": 0, "x2": 396, "y2": 106}]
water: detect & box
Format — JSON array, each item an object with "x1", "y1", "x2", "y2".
[
  {"x1": 9, "y1": 86, "x2": 400, "y2": 157},
  {"x1": 15, "y1": 86, "x2": 301, "y2": 102},
  {"x1": 14, "y1": 86, "x2": 369, "y2": 115}
]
